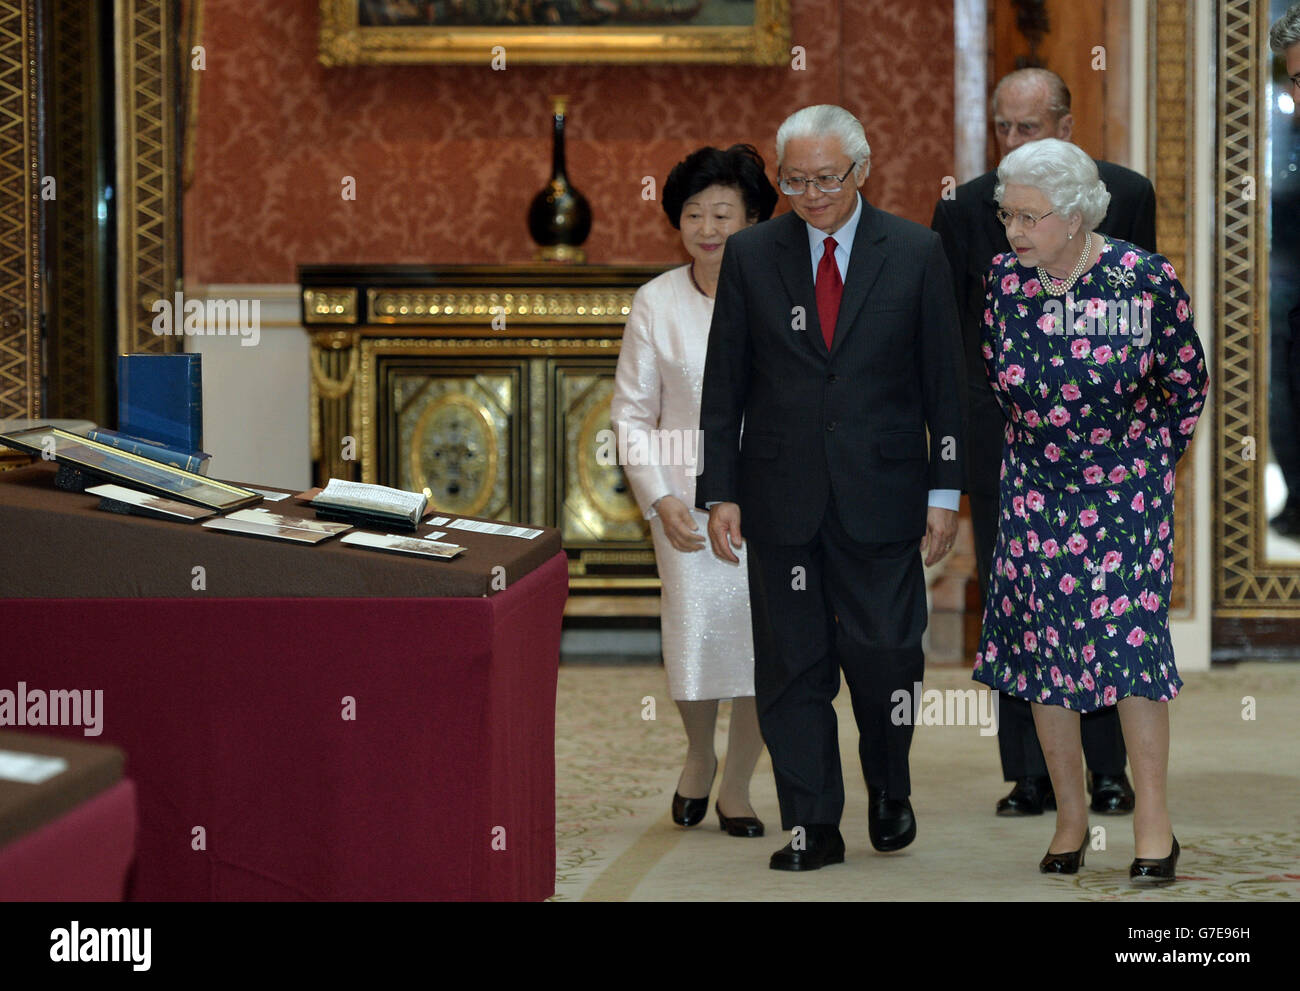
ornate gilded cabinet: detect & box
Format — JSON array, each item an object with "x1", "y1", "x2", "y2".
[{"x1": 298, "y1": 264, "x2": 668, "y2": 606}]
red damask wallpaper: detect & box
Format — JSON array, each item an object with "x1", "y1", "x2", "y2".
[{"x1": 183, "y1": 0, "x2": 954, "y2": 285}]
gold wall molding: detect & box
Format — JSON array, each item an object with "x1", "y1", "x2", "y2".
[
  {"x1": 0, "y1": 0, "x2": 40, "y2": 418},
  {"x1": 1150, "y1": 0, "x2": 1196, "y2": 617},
  {"x1": 1214, "y1": 0, "x2": 1300, "y2": 614},
  {"x1": 115, "y1": 0, "x2": 179, "y2": 356}
]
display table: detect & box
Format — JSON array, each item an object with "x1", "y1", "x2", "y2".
[
  {"x1": 0, "y1": 464, "x2": 568, "y2": 900},
  {"x1": 0, "y1": 732, "x2": 137, "y2": 901}
]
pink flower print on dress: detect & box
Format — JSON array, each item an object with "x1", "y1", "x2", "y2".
[
  {"x1": 1062, "y1": 383, "x2": 1082, "y2": 401},
  {"x1": 1067, "y1": 534, "x2": 1088, "y2": 554},
  {"x1": 1091, "y1": 596, "x2": 1109, "y2": 619},
  {"x1": 1126, "y1": 627, "x2": 1147, "y2": 647},
  {"x1": 1103, "y1": 685, "x2": 1118, "y2": 706},
  {"x1": 1079, "y1": 508, "x2": 1099, "y2": 527},
  {"x1": 1059, "y1": 573, "x2": 1076, "y2": 594}
]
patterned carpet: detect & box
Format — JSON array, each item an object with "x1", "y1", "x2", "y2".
[{"x1": 552, "y1": 661, "x2": 1299, "y2": 901}]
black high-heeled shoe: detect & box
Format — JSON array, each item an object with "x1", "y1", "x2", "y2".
[
  {"x1": 716, "y1": 802, "x2": 764, "y2": 838},
  {"x1": 1130, "y1": 835, "x2": 1179, "y2": 884},
  {"x1": 670, "y1": 760, "x2": 716, "y2": 827},
  {"x1": 1039, "y1": 827, "x2": 1090, "y2": 874}
]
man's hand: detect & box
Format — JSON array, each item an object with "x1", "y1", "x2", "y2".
[
  {"x1": 656, "y1": 496, "x2": 707, "y2": 553},
  {"x1": 707, "y1": 502, "x2": 744, "y2": 564},
  {"x1": 921, "y1": 506, "x2": 958, "y2": 567}
]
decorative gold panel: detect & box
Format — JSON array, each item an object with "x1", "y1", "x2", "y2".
[
  {"x1": 388, "y1": 369, "x2": 518, "y2": 521},
  {"x1": 367, "y1": 287, "x2": 635, "y2": 325},
  {"x1": 1215, "y1": 0, "x2": 1300, "y2": 613},
  {"x1": 303, "y1": 288, "x2": 359, "y2": 324},
  {"x1": 553, "y1": 361, "x2": 649, "y2": 546},
  {"x1": 1151, "y1": 0, "x2": 1196, "y2": 616},
  {"x1": 0, "y1": 0, "x2": 40, "y2": 419},
  {"x1": 116, "y1": 0, "x2": 179, "y2": 355}
]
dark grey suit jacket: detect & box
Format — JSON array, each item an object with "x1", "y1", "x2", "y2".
[
  {"x1": 695, "y1": 194, "x2": 966, "y2": 546},
  {"x1": 931, "y1": 160, "x2": 1157, "y2": 494}
]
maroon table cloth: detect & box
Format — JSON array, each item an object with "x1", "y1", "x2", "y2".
[
  {"x1": 0, "y1": 464, "x2": 568, "y2": 900},
  {"x1": 0, "y1": 779, "x2": 138, "y2": 901}
]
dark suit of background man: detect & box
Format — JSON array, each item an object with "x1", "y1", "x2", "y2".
[
  {"x1": 931, "y1": 67, "x2": 1154, "y2": 818},
  {"x1": 697, "y1": 104, "x2": 966, "y2": 872}
]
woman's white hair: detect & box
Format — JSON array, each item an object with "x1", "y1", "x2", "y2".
[
  {"x1": 1271, "y1": 1, "x2": 1300, "y2": 53},
  {"x1": 775, "y1": 105, "x2": 871, "y2": 180},
  {"x1": 994, "y1": 138, "x2": 1111, "y2": 232}
]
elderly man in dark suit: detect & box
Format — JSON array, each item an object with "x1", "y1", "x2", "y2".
[
  {"x1": 697, "y1": 104, "x2": 966, "y2": 871},
  {"x1": 931, "y1": 67, "x2": 1154, "y2": 819}
]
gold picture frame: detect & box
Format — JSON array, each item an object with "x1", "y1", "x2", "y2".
[{"x1": 318, "y1": 0, "x2": 790, "y2": 66}]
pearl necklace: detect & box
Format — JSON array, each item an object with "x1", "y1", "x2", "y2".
[{"x1": 1036, "y1": 232, "x2": 1093, "y2": 295}]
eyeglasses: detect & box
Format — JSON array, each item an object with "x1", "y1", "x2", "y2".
[
  {"x1": 778, "y1": 164, "x2": 857, "y2": 195},
  {"x1": 996, "y1": 208, "x2": 1055, "y2": 229}
]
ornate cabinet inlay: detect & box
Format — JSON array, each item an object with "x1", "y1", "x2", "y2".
[{"x1": 299, "y1": 264, "x2": 667, "y2": 600}]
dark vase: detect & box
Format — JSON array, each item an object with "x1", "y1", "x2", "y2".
[{"x1": 528, "y1": 96, "x2": 592, "y2": 263}]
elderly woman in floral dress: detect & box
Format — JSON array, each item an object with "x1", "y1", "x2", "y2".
[{"x1": 972, "y1": 139, "x2": 1208, "y2": 883}]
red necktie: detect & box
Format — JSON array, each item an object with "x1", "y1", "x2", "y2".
[{"x1": 815, "y1": 235, "x2": 842, "y2": 350}]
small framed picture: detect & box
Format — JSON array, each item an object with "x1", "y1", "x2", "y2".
[{"x1": 0, "y1": 426, "x2": 262, "y2": 512}]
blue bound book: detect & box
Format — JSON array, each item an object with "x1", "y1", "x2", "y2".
[
  {"x1": 85, "y1": 428, "x2": 212, "y2": 475},
  {"x1": 118, "y1": 354, "x2": 203, "y2": 452}
]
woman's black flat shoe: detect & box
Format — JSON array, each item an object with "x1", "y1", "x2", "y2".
[
  {"x1": 716, "y1": 802, "x2": 764, "y2": 838},
  {"x1": 1130, "y1": 835, "x2": 1179, "y2": 884},
  {"x1": 1040, "y1": 829, "x2": 1089, "y2": 874}
]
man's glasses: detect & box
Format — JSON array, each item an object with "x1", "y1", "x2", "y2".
[
  {"x1": 996, "y1": 208, "x2": 1055, "y2": 229},
  {"x1": 778, "y1": 164, "x2": 857, "y2": 195}
]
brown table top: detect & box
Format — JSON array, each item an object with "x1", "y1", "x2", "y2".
[{"x1": 0, "y1": 464, "x2": 563, "y2": 598}]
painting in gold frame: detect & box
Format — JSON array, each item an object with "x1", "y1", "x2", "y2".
[{"x1": 318, "y1": 0, "x2": 790, "y2": 65}]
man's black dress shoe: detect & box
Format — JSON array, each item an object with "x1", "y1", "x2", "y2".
[
  {"x1": 1088, "y1": 771, "x2": 1136, "y2": 814},
  {"x1": 717, "y1": 802, "x2": 764, "y2": 838},
  {"x1": 1130, "y1": 835, "x2": 1179, "y2": 884},
  {"x1": 1040, "y1": 828, "x2": 1089, "y2": 874},
  {"x1": 769, "y1": 825, "x2": 844, "y2": 871},
  {"x1": 867, "y1": 789, "x2": 916, "y2": 852},
  {"x1": 996, "y1": 776, "x2": 1056, "y2": 816},
  {"x1": 671, "y1": 761, "x2": 716, "y2": 827}
]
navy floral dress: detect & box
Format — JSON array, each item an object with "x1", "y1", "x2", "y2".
[{"x1": 972, "y1": 237, "x2": 1209, "y2": 712}]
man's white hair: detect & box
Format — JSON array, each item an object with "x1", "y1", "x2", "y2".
[
  {"x1": 994, "y1": 138, "x2": 1111, "y2": 232},
  {"x1": 775, "y1": 105, "x2": 871, "y2": 181}
]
